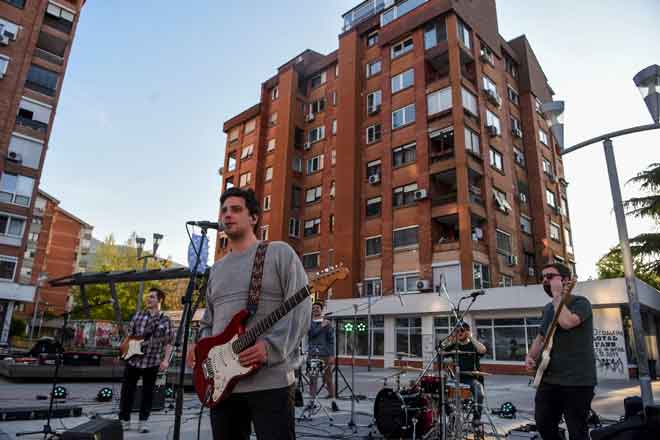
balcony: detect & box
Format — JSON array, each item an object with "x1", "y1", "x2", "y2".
[
  {"x1": 36, "y1": 31, "x2": 67, "y2": 62},
  {"x1": 429, "y1": 127, "x2": 454, "y2": 164},
  {"x1": 471, "y1": 214, "x2": 488, "y2": 253},
  {"x1": 468, "y1": 169, "x2": 484, "y2": 206},
  {"x1": 34, "y1": 48, "x2": 64, "y2": 66},
  {"x1": 43, "y1": 8, "x2": 74, "y2": 35},
  {"x1": 342, "y1": 0, "x2": 389, "y2": 31},
  {"x1": 425, "y1": 46, "x2": 449, "y2": 82},
  {"x1": 430, "y1": 169, "x2": 457, "y2": 211},
  {"x1": 16, "y1": 114, "x2": 48, "y2": 133},
  {"x1": 432, "y1": 214, "x2": 459, "y2": 252}
]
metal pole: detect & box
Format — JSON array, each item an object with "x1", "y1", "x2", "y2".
[
  {"x1": 136, "y1": 256, "x2": 148, "y2": 312},
  {"x1": 603, "y1": 138, "x2": 654, "y2": 406},
  {"x1": 367, "y1": 294, "x2": 372, "y2": 371},
  {"x1": 30, "y1": 293, "x2": 40, "y2": 340}
]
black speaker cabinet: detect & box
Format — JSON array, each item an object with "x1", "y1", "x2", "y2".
[
  {"x1": 61, "y1": 418, "x2": 122, "y2": 440},
  {"x1": 131, "y1": 374, "x2": 166, "y2": 411}
]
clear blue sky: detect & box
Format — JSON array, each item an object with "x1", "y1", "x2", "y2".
[{"x1": 43, "y1": 0, "x2": 660, "y2": 278}]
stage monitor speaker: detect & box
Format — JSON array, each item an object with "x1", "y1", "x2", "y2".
[
  {"x1": 131, "y1": 375, "x2": 166, "y2": 411},
  {"x1": 589, "y1": 415, "x2": 653, "y2": 440},
  {"x1": 61, "y1": 418, "x2": 122, "y2": 440}
]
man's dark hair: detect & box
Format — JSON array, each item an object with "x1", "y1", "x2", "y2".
[
  {"x1": 220, "y1": 187, "x2": 261, "y2": 233},
  {"x1": 149, "y1": 287, "x2": 167, "y2": 303},
  {"x1": 460, "y1": 322, "x2": 470, "y2": 330},
  {"x1": 541, "y1": 262, "x2": 572, "y2": 280},
  {"x1": 312, "y1": 300, "x2": 324, "y2": 308}
]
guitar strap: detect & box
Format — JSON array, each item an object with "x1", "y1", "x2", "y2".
[{"x1": 246, "y1": 242, "x2": 269, "y2": 319}]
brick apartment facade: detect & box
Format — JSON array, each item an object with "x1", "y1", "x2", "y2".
[
  {"x1": 216, "y1": 0, "x2": 575, "y2": 300},
  {"x1": 0, "y1": 0, "x2": 85, "y2": 344}
]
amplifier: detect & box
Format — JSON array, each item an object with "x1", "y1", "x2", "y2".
[
  {"x1": 0, "y1": 405, "x2": 82, "y2": 421},
  {"x1": 61, "y1": 418, "x2": 122, "y2": 440},
  {"x1": 63, "y1": 352, "x2": 102, "y2": 367},
  {"x1": 131, "y1": 374, "x2": 166, "y2": 411}
]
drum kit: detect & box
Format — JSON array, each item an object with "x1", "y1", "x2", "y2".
[
  {"x1": 373, "y1": 348, "x2": 499, "y2": 440},
  {"x1": 297, "y1": 349, "x2": 332, "y2": 420}
]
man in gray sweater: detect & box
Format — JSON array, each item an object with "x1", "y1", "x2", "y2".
[{"x1": 187, "y1": 187, "x2": 311, "y2": 440}]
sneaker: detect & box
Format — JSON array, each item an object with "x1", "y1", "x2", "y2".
[
  {"x1": 120, "y1": 420, "x2": 131, "y2": 431},
  {"x1": 331, "y1": 401, "x2": 339, "y2": 412},
  {"x1": 138, "y1": 421, "x2": 149, "y2": 433}
]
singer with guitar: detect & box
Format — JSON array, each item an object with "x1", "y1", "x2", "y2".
[
  {"x1": 187, "y1": 187, "x2": 311, "y2": 440},
  {"x1": 525, "y1": 263, "x2": 596, "y2": 440},
  {"x1": 118, "y1": 287, "x2": 174, "y2": 433}
]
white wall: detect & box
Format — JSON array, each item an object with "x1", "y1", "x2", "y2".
[{"x1": 592, "y1": 308, "x2": 628, "y2": 380}]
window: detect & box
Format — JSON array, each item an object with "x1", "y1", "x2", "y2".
[
  {"x1": 367, "y1": 31, "x2": 379, "y2": 47},
  {"x1": 239, "y1": 172, "x2": 251, "y2": 187},
  {"x1": 2, "y1": 0, "x2": 26, "y2": 9},
  {"x1": 391, "y1": 37, "x2": 413, "y2": 59},
  {"x1": 424, "y1": 19, "x2": 447, "y2": 49},
  {"x1": 514, "y1": 147, "x2": 525, "y2": 166},
  {"x1": 510, "y1": 116, "x2": 522, "y2": 133},
  {"x1": 457, "y1": 19, "x2": 471, "y2": 49},
  {"x1": 395, "y1": 317, "x2": 422, "y2": 357},
  {"x1": 507, "y1": 86, "x2": 519, "y2": 105},
  {"x1": 335, "y1": 64, "x2": 339, "y2": 77},
  {"x1": 366, "y1": 124, "x2": 382, "y2": 144},
  {"x1": 461, "y1": 87, "x2": 478, "y2": 115},
  {"x1": 500, "y1": 275, "x2": 514, "y2": 287},
  {"x1": 289, "y1": 218, "x2": 300, "y2": 238},
  {"x1": 505, "y1": 55, "x2": 518, "y2": 78},
  {"x1": 464, "y1": 127, "x2": 480, "y2": 156},
  {"x1": 366, "y1": 196, "x2": 382, "y2": 217},
  {"x1": 229, "y1": 127, "x2": 239, "y2": 142},
  {"x1": 535, "y1": 97, "x2": 543, "y2": 114},
  {"x1": 496, "y1": 229, "x2": 512, "y2": 255},
  {"x1": 564, "y1": 228, "x2": 574, "y2": 253},
  {"x1": 490, "y1": 148, "x2": 504, "y2": 172},
  {"x1": 367, "y1": 90, "x2": 382, "y2": 114},
  {"x1": 224, "y1": 177, "x2": 234, "y2": 190},
  {"x1": 291, "y1": 186, "x2": 302, "y2": 209},
  {"x1": 26, "y1": 64, "x2": 58, "y2": 96},
  {"x1": 332, "y1": 119, "x2": 337, "y2": 135},
  {"x1": 0, "y1": 255, "x2": 17, "y2": 280},
  {"x1": 310, "y1": 71, "x2": 327, "y2": 89},
  {"x1": 263, "y1": 195, "x2": 271, "y2": 211},
  {"x1": 302, "y1": 253, "x2": 320, "y2": 269},
  {"x1": 486, "y1": 110, "x2": 501, "y2": 135},
  {"x1": 476, "y1": 317, "x2": 540, "y2": 361},
  {"x1": 543, "y1": 158, "x2": 553, "y2": 175},
  {"x1": 0, "y1": 173, "x2": 34, "y2": 206},
  {"x1": 308, "y1": 125, "x2": 326, "y2": 143},
  {"x1": 394, "y1": 274, "x2": 420, "y2": 295},
  {"x1": 550, "y1": 222, "x2": 561, "y2": 242},
  {"x1": 482, "y1": 75, "x2": 497, "y2": 95},
  {"x1": 0, "y1": 213, "x2": 25, "y2": 237},
  {"x1": 292, "y1": 156, "x2": 303, "y2": 173},
  {"x1": 366, "y1": 160, "x2": 381, "y2": 179},
  {"x1": 393, "y1": 183, "x2": 418, "y2": 207},
  {"x1": 336, "y1": 315, "x2": 384, "y2": 356},
  {"x1": 240, "y1": 144, "x2": 254, "y2": 159},
  {"x1": 265, "y1": 167, "x2": 273, "y2": 182},
  {"x1": 366, "y1": 60, "x2": 382, "y2": 78},
  {"x1": 366, "y1": 236, "x2": 382, "y2": 256},
  {"x1": 268, "y1": 112, "x2": 278, "y2": 126},
  {"x1": 391, "y1": 69, "x2": 414, "y2": 93},
  {"x1": 539, "y1": 129, "x2": 549, "y2": 146},
  {"x1": 429, "y1": 127, "x2": 454, "y2": 158},
  {"x1": 473, "y1": 262, "x2": 490, "y2": 289},
  {"x1": 244, "y1": 118, "x2": 256, "y2": 134},
  {"x1": 260, "y1": 225, "x2": 270, "y2": 241},
  {"x1": 331, "y1": 91, "x2": 337, "y2": 105},
  {"x1": 305, "y1": 185, "x2": 322, "y2": 204},
  {"x1": 393, "y1": 226, "x2": 419, "y2": 248},
  {"x1": 227, "y1": 152, "x2": 237, "y2": 172},
  {"x1": 381, "y1": 0, "x2": 427, "y2": 26},
  {"x1": 306, "y1": 155, "x2": 324, "y2": 174},
  {"x1": 520, "y1": 215, "x2": 532, "y2": 235},
  {"x1": 392, "y1": 142, "x2": 416, "y2": 167},
  {"x1": 330, "y1": 180, "x2": 336, "y2": 198},
  {"x1": 17, "y1": 97, "x2": 51, "y2": 132},
  {"x1": 364, "y1": 279, "x2": 382, "y2": 297},
  {"x1": 331, "y1": 149, "x2": 336, "y2": 165},
  {"x1": 310, "y1": 98, "x2": 326, "y2": 114},
  {"x1": 45, "y1": 2, "x2": 75, "y2": 33},
  {"x1": 392, "y1": 103, "x2": 415, "y2": 129},
  {"x1": 493, "y1": 187, "x2": 512, "y2": 213},
  {"x1": 427, "y1": 87, "x2": 452, "y2": 115},
  {"x1": 304, "y1": 218, "x2": 321, "y2": 237},
  {"x1": 8, "y1": 134, "x2": 43, "y2": 169},
  {"x1": 561, "y1": 197, "x2": 569, "y2": 217},
  {"x1": 546, "y1": 189, "x2": 557, "y2": 208},
  {"x1": 271, "y1": 86, "x2": 279, "y2": 101},
  {"x1": 329, "y1": 214, "x2": 335, "y2": 233},
  {"x1": 267, "y1": 138, "x2": 276, "y2": 152},
  {"x1": 0, "y1": 56, "x2": 8, "y2": 79}
]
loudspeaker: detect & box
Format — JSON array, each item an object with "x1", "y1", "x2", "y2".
[
  {"x1": 131, "y1": 381, "x2": 165, "y2": 412},
  {"x1": 61, "y1": 418, "x2": 122, "y2": 440},
  {"x1": 624, "y1": 396, "x2": 643, "y2": 419},
  {"x1": 589, "y1": 415, "x2": 653, "y2": 440}
]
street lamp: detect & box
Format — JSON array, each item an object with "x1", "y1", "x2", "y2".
[
  {"x1": 545, "y1": 64, "x2": 660, "y2": 407},
  {"x1": 135, "y1": 233, "x2": 164, "y2": 312}
]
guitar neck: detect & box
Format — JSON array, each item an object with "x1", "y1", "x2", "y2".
[{"x1": 232, "y1": 285, "x2": 311, "y2": 354}]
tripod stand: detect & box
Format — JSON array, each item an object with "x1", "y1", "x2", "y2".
[{"x1": 297, "y1": 354, "x2": 334, "y2": 421}]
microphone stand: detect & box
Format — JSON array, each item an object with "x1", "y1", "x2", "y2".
[{"x1": 172, "y1": 227, "x2": 208, "y2": 440}]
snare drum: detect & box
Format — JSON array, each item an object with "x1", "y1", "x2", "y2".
[
  {"x1": 419, "y1": 375, "x2": 443, "y2": 395},
  {"x1": 374, "y1": 388, "x2": 434, "y2": 438},
  {"x1": 446, "y1": 380, "x2": 471, "y2": 400},
  {"x1": 305, "y1": 358, "x2": 326, "y2": 377}
]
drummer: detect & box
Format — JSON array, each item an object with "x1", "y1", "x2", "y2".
[{"x1": 442, "y1": 322, "x2": 487, "y2": 426}]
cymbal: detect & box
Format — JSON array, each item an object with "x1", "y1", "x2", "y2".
[
  {"x1": 461, "y1": 371, "x2": 492, "y2": 377},
  {"x1": 438, "y1": 350, "x2": 476, "y2": 356}
]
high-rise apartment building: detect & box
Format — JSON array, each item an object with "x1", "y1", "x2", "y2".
[
  {"x1": 0, "y1": 0, "x2": 85, "y2": 344},
  {"x1": 216, "y1": 0, "x2": 574, "y2": 300}
]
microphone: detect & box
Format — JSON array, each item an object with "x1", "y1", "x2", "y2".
[
  {"x1": 187, "y1": 220, "x2": 225, "y2": 231},
  {"x1": 469, "y1": 290, "x2": 485, "y2": 298}
]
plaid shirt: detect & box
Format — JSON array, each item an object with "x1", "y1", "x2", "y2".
[{"x1": 126, "y1": 310, "x2": 174, "y2": 369}]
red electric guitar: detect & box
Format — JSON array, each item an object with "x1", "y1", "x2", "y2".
[{"x1": 193, "y1": 265, "x2": 349, "y2": 407}]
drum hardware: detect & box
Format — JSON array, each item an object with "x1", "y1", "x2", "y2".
[{"x1": 297, "y1": 351, "x2": 333, "y2": 421}]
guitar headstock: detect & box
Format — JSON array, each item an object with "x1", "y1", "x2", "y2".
[
  {"x1": 561, "y1": 278, "x2": 577, "y2": 302},
  {"x1": 310, "y1": 264, "x2": 350, "y2": 294}
]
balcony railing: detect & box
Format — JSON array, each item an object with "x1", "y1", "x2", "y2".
[
  {"x1": 342, "y1": 0, "x2": 390, "y2": 31},
  {"x1": 25, "y1": 80, "x2": 56, "y2": 97},
  {"x1": 431, "y1": 192, "x2": 457, "y2": 206},
  {"x1": 34, "y1": 47, "x2": 64, "y2": 66},
  {"x1": 43, "y1": 15, "x2": 73, "y2": 34},
  {"x1": 16, "y1": 115, "x2": 48, "y2": 133},
  {"x1": 430, "y1": 148, "x2": 453, "y2": 163}
]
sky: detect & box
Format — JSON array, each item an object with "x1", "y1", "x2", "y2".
[{"x1": 42, "y1": 0, "x2": 660, "y2": 278}]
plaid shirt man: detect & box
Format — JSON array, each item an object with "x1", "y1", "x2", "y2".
[{"x1": 127, "y1": 311, "x2": 174, "y2": 369}]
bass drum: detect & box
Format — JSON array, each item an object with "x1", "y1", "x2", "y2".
[{"x1": 374, "y1": 388, "x2": 434, "y2": 439}]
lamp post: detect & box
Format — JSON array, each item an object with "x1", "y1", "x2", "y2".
[
  {"x1": 135, "y1": 233, "x2": 164, "y2": 312},
  {"x1": 543, "y1": 64, "x2": 660, "y2": 406},
  {"x1": 29, "y1": 273, "x2": 49, "y2": 340}
]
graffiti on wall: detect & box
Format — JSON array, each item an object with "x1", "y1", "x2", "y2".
[{"x1": 593, "y1": 328, "x2": 626, "y2": 377}]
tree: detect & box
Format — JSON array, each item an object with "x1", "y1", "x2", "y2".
[
  {"x1": 70, "y1": 233, "x2": 186, "y2": 321},
  {"x1": 596, "y1": 246, "x2": 660, "y2": 291},
  {"x1": 623, "y1": 162, "x2": 660, "y2": 274}
]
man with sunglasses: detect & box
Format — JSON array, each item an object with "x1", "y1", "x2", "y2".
[
  {"x1": 526, "y1": 263, "x2": 596, "y2": 440},
  {"x1": 442, "y1": 322, "x2": 487, "y2": 426}
]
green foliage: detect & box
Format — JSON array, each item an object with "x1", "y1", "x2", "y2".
[
  {"x1": 9, "y1": 317, "x2": 26, "y2": 337},
  {"x1": 596, "y1": 246, "x2": 660, "y2": 291}
]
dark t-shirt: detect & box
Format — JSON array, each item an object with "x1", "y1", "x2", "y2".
[
  {"x1": 539, "y1": 295, "x2": 597, "y2": 386},
  {"x1": 444, "y1": 340, "x2": 481, "y2": 379}
]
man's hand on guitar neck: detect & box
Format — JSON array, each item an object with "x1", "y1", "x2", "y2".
[{"x1": 239, "y1": 340, "x2": 268, "y2": 367}]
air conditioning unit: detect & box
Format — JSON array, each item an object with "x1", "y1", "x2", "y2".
[
  {"x1": 506, "y1": 255, "x2": 518, "y2": 267},
  {"x1": 528, "y1": 267, "x2": 536, "y2": 277},
  {"x1": 303, "y1": 142, "x2": 311, "y2": 150},
  {"x1": 511, "y1": 127, "x2": 523, "y2": 138},
  {"x1": 305, "y1": 113, "x2": 315, "y2": 122},
  {"x1": 368, "y1": 174, "x2": 381, "y2": 185},
  {"x1": 368, "y1": 104, "x2": 381, "y2": 115},
  {"x1": 416, "y1": 279, "x2": 433, "y2": 292},
  {"x1": 7, "y1": 151, "x2": 22, "y2": 163},
  {"x1": 413, "y1": 189, "x2": 428, "y2": 201},
  {"x1": 519, "y1": 193, "x2": 527, "y2": 203},
  {"x1": 486, "y1": 125, "x2": 499, "y2": 137},
  {"x1": 472, "y1": 227, "x2": 484, "y2": 241}
]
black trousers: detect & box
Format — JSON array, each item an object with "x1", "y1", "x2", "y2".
[
  {"x1": 118, "y1": 364, "x2": 159, "y2": 422},
  {"x1": 535, "y1": 382, "x2": 594, "y2": 440},
  {"x1": 209, "y1": 385, "x2": 295, "y2": 440}
]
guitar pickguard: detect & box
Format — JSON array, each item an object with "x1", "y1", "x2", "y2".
[{"x1": 204, "y1": 335, "x2": 251, "y2": 403}]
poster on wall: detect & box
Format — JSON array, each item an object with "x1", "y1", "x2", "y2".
[{"x1": 592, "y1": 308, "x2": 628, "y2": 380}]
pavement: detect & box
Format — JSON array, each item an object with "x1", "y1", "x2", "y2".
[{"x1": 1, "y1": 366, "x2": 659, "y2": 439}]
